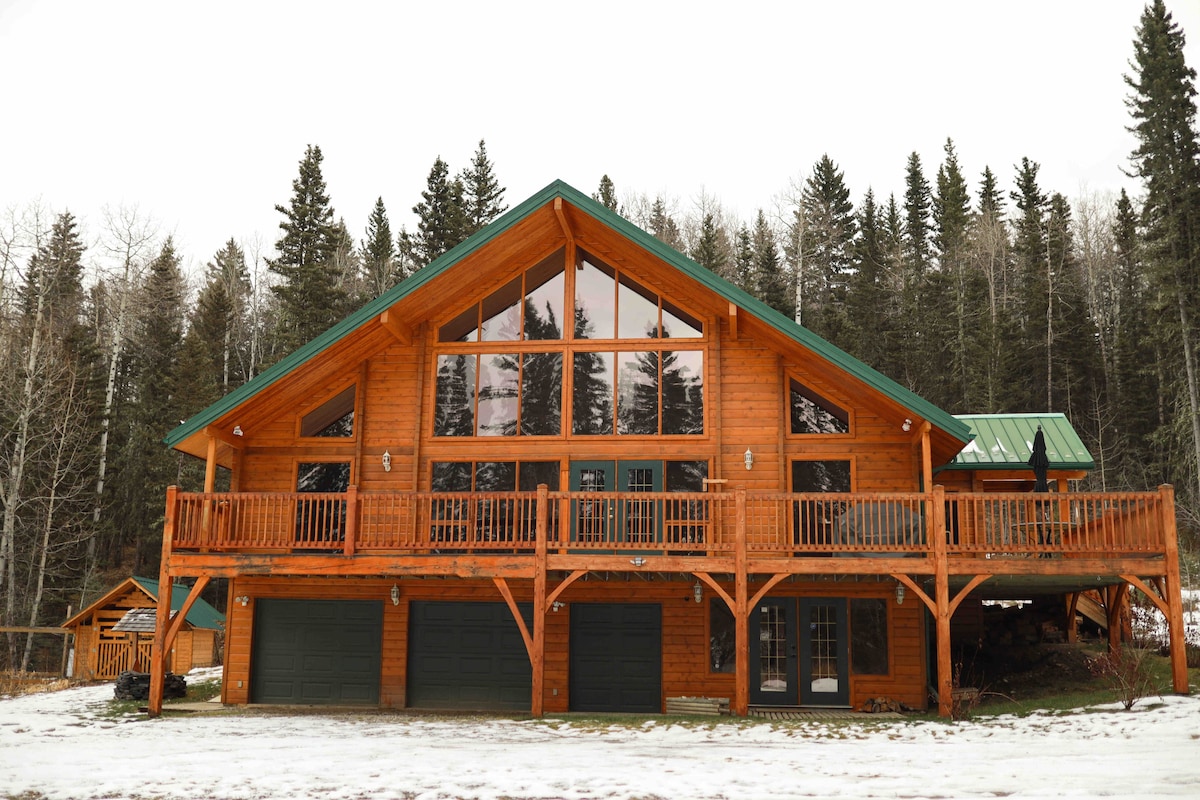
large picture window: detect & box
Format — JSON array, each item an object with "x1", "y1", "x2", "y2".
[
  {"x1": 434, "y1": 248, "x2": 705, "y2": 438},
  {"x1": 850, "y1": 598, "x2": 889, "y2": 675},
  {"x1": 300, "y1": 386, "x2": 355, "y2": 438}
]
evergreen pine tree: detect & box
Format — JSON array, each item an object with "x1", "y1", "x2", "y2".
[
  {"x1": 798, "y1": 154, "x2": 856, "y2": 336},
  {"x1": 267, "y1": 144, "x2": 345, "y2": 355},
  {"x1": 113, "y1": 238, "x2": 186, "y2": 572},
  {"x1": 1010, "y1": 156, "x2": 1050, "y2": 409},
  {"x1": 846, "y1": 189, "x2": 893, "y2": 372},
  {"x1": 460, "y1": 140, "x2": 507, "y2": 236},
  {"x1": 648, "y1": 196, "x2": 683, "y2": 250},
  {"x1": 1126, "y1": 0, "x2": 1200, "y2": 504},
  {"x1": 594, "y1": 175, "x2": 619, "y2": 212},
  {"x1": 191, "y1": 238, "x2": 252, "y2": 396},
  {"x1": 362, "y1": 197, "x2": 399, "y2": 295},
  {"x1": 399, "y1": 157, "x2": 468, "y2": 269},
  {"x1": 732, "y1": 224, "x2": 754, "y2": 293},
  {"x1": 691, "y1": 212, "x2": 729, "y2": 277},
  {"x1": 752, "y1": 210, "x2": 793, "y2": 319}
]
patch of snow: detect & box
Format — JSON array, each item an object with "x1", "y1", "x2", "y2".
[{"x1": 1, "y1": 668, "x2": 1198, "y2": 799}]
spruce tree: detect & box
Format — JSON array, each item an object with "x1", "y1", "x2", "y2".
[
  {"x1": 362, "y1": 198, "x2": 398, "y2": 295},
  {"x1": 399, "y1": 157, "x2": 468, "y2": 269},
  {"x1": 798, "y1": 154, "x2": 856, "y2": 336},
  {"x1": 113, "y1": 238, "x2": 186, "y2": 572},
  {"x1": 649, "y1": 196, "x2": 683, "y2": 250},
  {"x1": 267, "y1": 144, "x2": 345, "y2": 354},
  {"x1": 1010, "y1": 157, "x2": 1050, "y2": 408},
  {"x1": 732, "y1": 224, "x2": 754, "y2": 293},
  {"x1": 460, "y1": 140, "x2": 507, "y2": 236},
  {"x1": 1126, "y1": 0, "x2": 1200, "y2": 504},
  {"x1": 752, "y1": 210, "x2": 793, "y2": 319},
  {"x1": 691, "y1": 212, "x2": 729, "y2": 277},
  {"x1": 846, "y1": 189, "x2": 893, "y2": 373},
  {"x1": 594, "y1": 175, "x2": 619, "y2": 212},
  {"x1": 192, "y1": 238, "x2": 252, "y2": 395}
]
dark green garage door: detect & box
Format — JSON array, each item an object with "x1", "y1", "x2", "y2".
[
  {"x1": 570, "y1": 603, "x2": 661, "y2": 712},
  {"x1": 251, "y1": 598, "x2": 382, "y2": 704},
  {"x1": 407, "y1": 601, "x2": 532, "y2": 711}
]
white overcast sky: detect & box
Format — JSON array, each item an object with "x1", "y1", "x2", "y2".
[{"x1": 3, "y1": 0, "x2": 1200, "y2": 275}]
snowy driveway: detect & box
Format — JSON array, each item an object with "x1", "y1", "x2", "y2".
[{"x1": 2, "y1": 674, "x2": 1199, "y2": 799}]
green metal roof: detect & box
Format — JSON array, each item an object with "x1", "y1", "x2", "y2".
[
  {"x1": 132, "y1": 576, "x2": 225, "y2": 629},
  {"x1": 942, "y1": 413, "x2": 1094, "y2": 471},
  {"x1": 165, "y1": 179, "x2": 972, "y2": 449}
]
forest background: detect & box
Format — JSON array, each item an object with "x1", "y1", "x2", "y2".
[{"x1": 1, "y1": 1, "x2": 1199, "y2": 672}]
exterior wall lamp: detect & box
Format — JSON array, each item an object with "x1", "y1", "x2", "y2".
[
  {"x1": 382, "y1": 450, "x2": 392, "y2": 472},
  {"x1": 693, "y1": 580, "x2": 703, "y2": 604},
  {"x1": 895, "y1": 583, "x2": 906, "y2": 605},
  {"x1": 902, "y1": 419, "x2": 912, "y2": 432},
  {"x1": 232, "y1": 425, "x2": 243, "y2": 436},
  {"x1": 743, "y1": 448, "x2": 754, "y2": 470},
  {"x1": 234, "y1": 595, "x2": 249, "y2": 607},
  {"x1": 551, "y1": 601, "x2": 565, "y2": 612},
  {"x1": 390, "y1": 584, "x2": 400, "y2": 606}
]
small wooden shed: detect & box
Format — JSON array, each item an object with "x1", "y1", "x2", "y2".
[{"x1": 64, "y1": 577, "x2": 223, "y2": 679}]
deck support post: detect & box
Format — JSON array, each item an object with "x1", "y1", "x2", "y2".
[
  {"x1": 1106, "y1": 583, "x2": 1129, "y2": 653},
  {"x1": 148, "y1": 486, "x2": 177, "y2": 716},
  {"x1": 1157, "y1": 485, "x2": 1189, "y2": 694},
  {"x1": 531, "y1": 484, "x2": 549, "y2": 716},
  {"x1": 930, "y1": 486, "x2": 954, "y2": 718},
  {"x1": 733, "y1": 487, "x2": 749, "y2": 717}
]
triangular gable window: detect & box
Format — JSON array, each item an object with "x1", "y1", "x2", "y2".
[
  {"x1": 439, "y1": 249, "x2": 565, "y2": 342},
  {"x1": 789, "y1": 379, "x2": 849, "y2": 435},
  {"x1": 300, "y1": 386, "x2": 355, "y2": 438}
]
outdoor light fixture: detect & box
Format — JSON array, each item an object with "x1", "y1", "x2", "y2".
[
  {"x1": 895, "y1": 583, "x2": 906, "y2": 605},
  {"x1": 551, "y1": 601, "x2": 565, "y2": 612},
  {"x1": 390, "y1": 584, "x2": 400, "y2": 606},
  {"x1": 382, "y1": 450, "x2": 392, "y2": 472},
  {"x1": 234, "y1": 595, "x2": 249, "y2": 607},
  {"x1": 232, "y1": 425, "x2": 243, "y2": 436},
  {"x1": 902, "y1": 419, "x2": 912, "y2": 432},
  {"x1": 743, "y1": 448, "x2": 754, "y2": 470},
  {"x1": 630, "y1": 557, "x2": 646, "y2": 567},
  {"x1": 693, "y1": 580, "x2": 703, "y2": 604}
]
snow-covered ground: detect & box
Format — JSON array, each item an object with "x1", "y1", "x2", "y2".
[{"x1": 2, "y1": 671, "x2": 1198, "y2": 800}]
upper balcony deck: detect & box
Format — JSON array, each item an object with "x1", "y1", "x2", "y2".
[{"x1": 164, "y1": 486, "x2": 1175, "y2": 583}]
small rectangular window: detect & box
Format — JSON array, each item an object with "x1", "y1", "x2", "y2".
[
  {"x1": 850, "y1": 598, "x2": 889, "y2": 675},
  {"x1": 709, "y1": 598, "x2": 735, "y2": 673}
]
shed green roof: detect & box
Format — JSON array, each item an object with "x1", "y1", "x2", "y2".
[
  {"x1": 165, "y1": 179, "x2": 972, "y2": 450},
  {"x1": 942, "y1": 413, "x2": 1094, "y2": 472},
  {"x1": 132, "y1": 576, "x2": 225, "y2": 629}
]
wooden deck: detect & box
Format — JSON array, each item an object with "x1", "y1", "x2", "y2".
[{"x1": 150, "y1": 484, "x2": 1189, "y2": 720}]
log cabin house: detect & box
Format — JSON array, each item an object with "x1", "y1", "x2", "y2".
[
  {"x1": 148, "y1": 180, "x2": 1189, "y2": 717},
  {"x1": 65, "y1": 576, "x2": 222, "y2": 679}
]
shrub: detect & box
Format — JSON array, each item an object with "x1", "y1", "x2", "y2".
[{"x1": 1087, "y1": 647, "x2": 1158, "y2": 710}]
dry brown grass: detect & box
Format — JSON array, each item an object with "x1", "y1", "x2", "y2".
[{"x1": 0, "y1": 671, "x2": 74, "y2": 698}]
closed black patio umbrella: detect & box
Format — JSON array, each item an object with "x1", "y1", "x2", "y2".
[
  {"x1": 1028, "y1": 425, "x2": 1051, "y2": 553},
  {"x1": 1029, "y1": 426, "x2": 1050, "y2": 492}
]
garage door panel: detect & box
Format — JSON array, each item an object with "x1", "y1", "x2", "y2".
[
  {"x1": 408, "y1": 601, "x2": 532, "y2": 711},
  {"x1": 251, "y1": 599, "x2": 382, "y2": 705},
  {"x1": 570, "y1": 603, "x2": 661, "y2": 713}
]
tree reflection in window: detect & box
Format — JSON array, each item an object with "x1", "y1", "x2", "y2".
[
  {"x1": 300, "y1": 386, "x2": 355, "y2": 438},
  {"x1": 434, "y1": 355, "x2": 475, "y2": 436},
  {"x1": 439, "y1": 250, "x2": 564, "y2": 343},
  {"x1": 790, "y1": 379, "x2": 849, "y2": 434}
]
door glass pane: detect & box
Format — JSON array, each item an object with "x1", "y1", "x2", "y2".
[
  {"x1": 296, "y1": 462, "x2": 350, "y2": 544},
  {"x1": 576, "y1": 468, "x2": 608, "y2": 542},
  {"x1": 574, "y1": 258, "x2": 615, "y2": 339},
  {"x1": 476, "y1": 354, "x2": 519, "y2": 436},
  {"x1": 710, "y1": 599, "x2": 735, "y2": 673},
  {"x1": 808, "y1": 604, "x2": 839, "y2": 694},
  {"x1": 521, "y1": 352, "x2": 562, "y2": 435},
  {"x1": 617, "y1": 351, "x2": 658, "y2": 435},
  {"x1": 434, "y1": 355, "x2": 476, "y2": 437},
  {"x1": 624, "y1": 466, "x2": 655, "y2": 542},
  {"x1": 758, "y1": 605, "x2": 787, "y2": 693},
  {"x1": 572, "y1": 351, "x2": 613, "y2": 434},
  {"x1": 661, "y1": 350, "x2": 703, "y2": 434},
  {"x1": 617, "y1": 274, "x2": 659, "y2": 339}
]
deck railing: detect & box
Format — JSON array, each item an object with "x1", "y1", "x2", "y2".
[{"x1": 168, "y1": 488, "x2": 1169, "y2": 560}]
